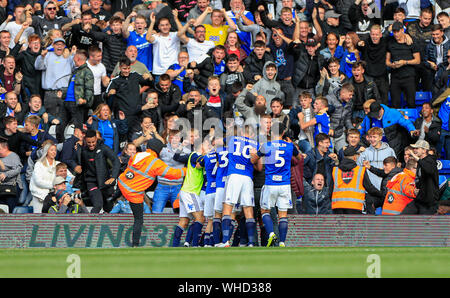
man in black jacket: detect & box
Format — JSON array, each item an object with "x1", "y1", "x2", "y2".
[
  {"x1": 401, "y1": 140, "x2": 439, "y2": 214},
  {"x1": 75, "y1": 129, "x2": 120, "y2": 213},
  {"x1": 91, "y1": 16, "x2": 128, "y2": 76},
  {"x1": 243, "y1": 40, "x2": 274, "y2": 83},
  {"x1": 350, "y1": 61, "x2": 380, "y2": 119},
  {"x1": 60, "y1": 123, "x2": 86, "y2": 175},
  {"x1": 155, "y1": 74, "x2": 182, "y2": 117},
  {"x1": 412, "y1": 102, "x2": 442, "y2": 149},
  {"x1": 106, "y1": 56, "x2": 153, "y2": 136}
]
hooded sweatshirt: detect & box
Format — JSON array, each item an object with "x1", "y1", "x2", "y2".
[
  {"x1": 250, "y1": 61, "x2": 284, "y2": 112},
  {"x1": 356, "y1": 142, "x2": 396, "y2": 191}
]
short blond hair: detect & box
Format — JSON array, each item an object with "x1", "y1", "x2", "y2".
[{"x1": 367, "y1": 127, "x2": 383, "y2": 136}]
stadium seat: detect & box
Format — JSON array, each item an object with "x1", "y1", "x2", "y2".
[
  {"x1": 438, "y1": 160, "x2": 450, "y2": 174},
  {"x1": 415, "y1": 91, "x2": 432, "y2": 106},
  {"x1": 398, "y1": 108, "x2": 420, "y2": 122},
  {"x1": 0, "y1": 204, "x2": 9, "y2": 213},
  {"x1": 375, "y1": 207, "x2": 382, "y2": 215},
  {"x1": 439, "y1": 175, "x2": 448, "y2": 187},
  {"x1": 12, "y1": 206, "x2": 33, "y2": 214}
]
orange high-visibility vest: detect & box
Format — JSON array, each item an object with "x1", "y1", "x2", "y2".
[
  {"x1": 118, "y1": 150, "x2": 186, "y2": 204},
  {"x1": 382, "y1": 168, "x2": 416, "y2": 215},
  {"x1": 331, "y1": 166, "x2": 366, "y2": 211}
]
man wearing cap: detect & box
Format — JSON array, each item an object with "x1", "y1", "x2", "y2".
[
  {"x1": 330, "y1": 145, "x2": 382, "y2": 214},
  {"x1": 401, "y1": 140, "x2": 440, "y2": 214},
  {"x1": 34, "y1": 37, "x2": 75, "y2": 140},
  {"x1": 28, "y1": 1, "x2": 71, "y2": 38},
  {"x1": 366, "y1": 101, "x2": 418, "y2": 159},
  {"x1": 291, "y1": 35, "x2": 325, "y2": 106},
  {"x1": 45, "y1": 176, "x2": 89, "y2": 213},
  {"x1": 314, "y1": 8, "x2": 347, "y2": 43},
  {"x1": 118, "y1": 138, "x2": 186, "y2": 247},
  {"x1": 386, "y1": 20, "x2": 421, "y2": 108}
]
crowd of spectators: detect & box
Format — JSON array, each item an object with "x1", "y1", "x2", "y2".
[{"x1": 0, "y1": 0, "x2": 449, "y2": 216}]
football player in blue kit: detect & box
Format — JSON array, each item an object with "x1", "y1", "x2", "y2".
[
  {"x1": 217, "y1": 125, "x2": 259, "y2": 247},
  {"x1": 202, "y1": 136, "x2": 218, "y2": 247},
  {"x1": 251, "y1": 123, "x2": 303, "y2": 247}
]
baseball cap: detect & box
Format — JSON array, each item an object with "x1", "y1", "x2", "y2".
[
  {"x1": 368, "y1": 101, "x2": 382, "y2": 119},
  {"x1": 325, "y1": 10, "x2": 341, "y2": 19},
  {"x1": 410, "y1": 140, "x2": 430, "y2": 150},
  {"x1": 53, "y1": 176, "x2": 66, "y2": 187},
  {"x1": 74, "y1": 123, "x2": 87, "y2": 133},
  {"x1": 391, "y1": 21, "x2": 404, "y2": 32},
  {"x1": 53, "y1": 38, "x2": 66, "y2": 44},
  {"x1": 306, "y1": 36, "x2": 317, "y2": 47},
  {"x1": 146, "y1": 138, "x2": 166, "y2": 155},
  {"x1": 343, "y1": 146, "x2": 359, "y2": 157}
]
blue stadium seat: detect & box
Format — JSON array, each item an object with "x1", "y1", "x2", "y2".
[
  {"x1": 12, "y1": 206, "x2": 33, "y2": 214},
  {"x1": 438, "y1": 160, "x2": 450, "y2": 174},
  {"x1": 416, "y1": 91, "x2": 432, "y2": 106},
  {"x1": 398, "y1": 108, "x2": 420, "y2": 122}
]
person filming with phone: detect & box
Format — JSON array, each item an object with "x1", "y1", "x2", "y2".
[{"x1": 176, "y1": 88, "x2": 207, "y2": 127}]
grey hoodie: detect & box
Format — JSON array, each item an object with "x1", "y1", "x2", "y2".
[
  {"x1": 356, "y1": 142, "x2": 397, "y2": 190},
  {"x1": 250, "y1": 61, "x2": 284, "y2": 112}
]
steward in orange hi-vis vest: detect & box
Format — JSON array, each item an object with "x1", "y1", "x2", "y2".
[
  {"x1": 331, "y1": 146, "x2": 382, "y2": 214},
  {"x1": 382, "y1": 168, "x2": 416, "y2": 215},
  {"x1": 118, "y1": 139, "x2": 186, "y2": 247}
]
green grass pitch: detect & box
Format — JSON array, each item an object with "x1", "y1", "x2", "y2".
[{"x1": 0, "y1": 247, "x2": 449, "y2": 278}]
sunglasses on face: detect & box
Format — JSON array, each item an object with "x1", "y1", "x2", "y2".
[{"x1": 47, "y1": 7, "x2": 57, "y2": 10}]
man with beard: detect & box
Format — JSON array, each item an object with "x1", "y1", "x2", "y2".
[
  {"x1": 235, "y1": 84, "x2": 267, "y2": 126},
  {"x1": 176, "y1": 19, "x2": 215, "y2": 63},
  {"x1": 28, "y1": 1, "x2": 71, "y2": 38}
]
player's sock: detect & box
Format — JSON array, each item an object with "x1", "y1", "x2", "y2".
[
  {"x1": 229, "y1": 219, "x2": 237, "y2": 243},
  {"x1": 185, "y1": 224, "x2": 194, "y2": 245},
  {"x1": 279, "y1": 217, "x2": 288, "y2": 243},
  {"x1": 262, "y1": 213, "x2": 274, "y2": 235},
  {"x1": 245, "y1": 218, "x2": 256, "y2": 246},
  {"x1": 204, "y1": 233, "x2": 210, "y2": 246},
  {"x1": 221, "y1": 215, "x2": 232, "y2": 243},
  {"x1": 191, "y1": 221, "x2": 203, "y2": 247},
  {"x1": 213, "y1": 218, "x2": 221, "y2": 244},
  {"x1": 239, "y1": 216, "x2": 248, "y2": 246},
  {"x1": 172, "y1": 225, "x2": 184, "y2": 247}
]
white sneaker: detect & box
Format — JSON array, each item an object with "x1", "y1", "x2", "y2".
[
  {"x1": 204, "y1": 245, "x2": 212, "y2": 247},
  {"x1": 183, "y1": 242, "x2": 190, "y2": 247},
  {"x1": 279, "y1": 242, "x2": 286, "y2": 247},
  {"x1": 216, "y1": 241, "x2": 230, "y2": 247},
  {"x1": 248, "y1": 244, "x2": 254, "y2": 247}
]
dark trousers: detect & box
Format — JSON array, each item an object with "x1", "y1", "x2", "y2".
[
  {"x1": 129, "y1": 201, "x2": 144, "y2": 247},
  {"x1": 58, "y1": 101, "x2": 87, "y2": 142},
  {"x1": 401, "y1": 200, "x2": 438, "y2": 215},
  {"x1": 373, "y1": 74, "x2": 389, "y2": 105},
  {"x1": 415, "y1": 64, "x2": 434, "y2": 91},
  {"x1": 390, "y1": 76, "x2": 416, "y2": 108},
  {"x1": 0, "y1": 195, "x2": 17, "y2": 213},
  {"x1": 92, "y1": 94, "x2": 104, "y2": 112},
  {"x1": 333, "y1": 208, "x2": 363, "y2": 214},
  {"x1": 278, "y1": 80, "x2": 295, "y2": 108},
  {"x1": 86, "y1": 182, "x2": 114, "y2": 213}
]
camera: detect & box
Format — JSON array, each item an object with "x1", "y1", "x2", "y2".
[
  {"x1": 70, "y1": 192, "x2": 82, "y2": 202},
  {"x1": 188, "y1": 98, "x2": 195, "y2": 105}
]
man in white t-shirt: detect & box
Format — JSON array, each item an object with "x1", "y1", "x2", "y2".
[
  {"x1": 175, "y1": 11, "x2": 215, "y2": 63},
  {"x1": 147, "y1": 13, "x2": 181, "y2": 80},
  {"x1": 86, "y1": 45, "x2": 110, "y2": 110},
  {"x1": 1, "y1": 5, "x2": 34, "y2": 48}
]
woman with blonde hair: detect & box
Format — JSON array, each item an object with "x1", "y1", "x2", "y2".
[
  {"x1": 29, "y1": 142, "x2": 59, "y2": 213},
  {"x1": 340, "y1": 32, "x2": 360, "y2": 78},
  {"x1": 86, "y1": 103, "x2": 128, "y2": 154}
]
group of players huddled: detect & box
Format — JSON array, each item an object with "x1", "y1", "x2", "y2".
[{"x1": 171, "y1": 120, "x2": 301, "y2": 248}]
